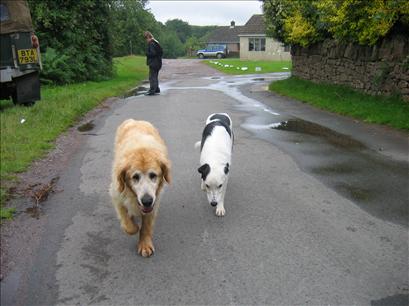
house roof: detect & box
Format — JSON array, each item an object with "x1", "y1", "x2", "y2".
[
  {"x1": 239, "y1": 14, "x2": 265, "y2": 35},
  {"x1": 206, "y1": 14, "x2": 266, "y2": 44},
  {"x1": 207, "y1": 26, "x2": 244, "y2": 43}
]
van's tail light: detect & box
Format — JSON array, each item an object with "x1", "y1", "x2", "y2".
[{"x1": 31, "y1": 34, "x2": 39, "y2": 48}]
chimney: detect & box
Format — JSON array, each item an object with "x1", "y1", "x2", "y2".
[{"x1": 230, "y1": 21, "x2": 235, "y2": 28}]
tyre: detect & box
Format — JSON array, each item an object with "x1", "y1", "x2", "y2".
[
  {"x1": 11, "y1": 90, "x2": 18, "y2": 105},
  {"x1": 198, "y1": 53, "x2": 204, "y2": 59},
  {"x1": 216, "y1": 53, "x2": 223, "y2": 59},
  {"x1": 22, "y1": 101, "x2": 36, "y2": 107},
  {"x1": 13, "y1": 72, "x2": 41, "y2": 105}
]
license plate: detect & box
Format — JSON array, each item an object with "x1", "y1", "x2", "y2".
[{"x1": 17, "y1": 49, "x2": 38, "y2": 64}]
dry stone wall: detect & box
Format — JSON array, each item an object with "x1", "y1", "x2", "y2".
[{"x1": 291, "y1": 34, "x2": 409, "y2": 102}]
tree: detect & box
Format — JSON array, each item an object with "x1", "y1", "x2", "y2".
[
  {"x1": 109, "y1": 0, "x2": 159, "y2": 57},
  {"x1": 28, "y1": 0, "x2": 113, "y2": 84},
  {"x1": 157, "y1": 25, "x2": 185, "y2": 58},
  {"x1": 263, "y1": 0, "x2": 409, "y2": 47},
  {"x1": 185, "y1": 36, "x2": 205, "y2": 56},
  {"x1": 165, "y1": 19, "x2": 192, "y2": 43}
]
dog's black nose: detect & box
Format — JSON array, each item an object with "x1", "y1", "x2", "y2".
[
  {"x1": 141, "y1": 195, "x2": 153, "y2": 207},
  {"x1": 210, "y1": 201, "x2": 217, "y2": 207}
]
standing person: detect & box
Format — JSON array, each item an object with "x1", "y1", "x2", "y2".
[{"x1": 144, "y1": 31, "x2": 163, "y2": 96}]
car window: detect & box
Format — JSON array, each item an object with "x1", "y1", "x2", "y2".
[{"x1": 0, "y1": 4, "x2": 10, "y2": 22}]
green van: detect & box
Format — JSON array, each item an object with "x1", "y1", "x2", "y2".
[{"x1": 0, "y1": 0, "x2": 41, "y2": 105}]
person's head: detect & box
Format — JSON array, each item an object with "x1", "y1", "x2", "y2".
[{"x1": 144, "y1": 31, "x2": 153, "y2": 43}]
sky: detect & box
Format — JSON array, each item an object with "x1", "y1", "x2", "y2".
[{"x1": 146, "y1": 0, "x2": 263, "y2": 26}]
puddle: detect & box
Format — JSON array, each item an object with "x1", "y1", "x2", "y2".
[
  {"x1": 25, "y1": 206, "x2": 43, "y2": 219},
  {"x1": 270, "y1": 119, "x2": 366, "y2": 149},
  {"x1": 335, "y1": 183, "x2": 372, "y2": 201},
  {"x1": 252, "y1": 78, "x2": 265, "y2": 81},
  {"x1": 311, "y1": 164, "x2": 359, "y2": 175},
  {"x1": 122, "y1": 86, "x2": 149, "y2": 98},
  {"x1": 210, "y1": 76, "x2": 220, "y2": 79},
  {"x1": 77, "y1": 121, "x2": 95, "y2": 132},
  {"x1": 240, "y1": 115, "x2": 407, "y2": 226},
  {"x1": 371, "y1": 294, "x2": 409, "y2": 306}
]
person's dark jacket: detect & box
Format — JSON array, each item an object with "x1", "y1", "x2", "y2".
[{"x1": 146, "y1": 39, "x2": 162, "y2": 71}]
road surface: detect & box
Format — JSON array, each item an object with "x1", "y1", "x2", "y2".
[{"x1": 1, "y1": 59, "x2": 408, "y2": 305}]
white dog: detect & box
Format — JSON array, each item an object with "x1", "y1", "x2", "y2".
[{"x1": 195, "y1": 113, "x2": 233, "y2": 216}]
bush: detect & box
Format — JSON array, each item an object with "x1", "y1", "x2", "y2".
[
  {"x1": 29, "y1": 0, "x2": 113, "y2": 84},
  {"x1": 263, "y1": 0, "x2": 409, "y2": 46}
]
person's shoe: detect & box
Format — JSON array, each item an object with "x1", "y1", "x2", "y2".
[
  {"x1": 144, "y1": 91, "x2": 155, "y2": 96},
  {"x1": 155, "y1": 88, "x2": 160, "y2": 93}
]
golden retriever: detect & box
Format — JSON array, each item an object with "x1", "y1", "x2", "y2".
[{"x1": 109, "y1": 119, "x2": 171, "y2": 257}]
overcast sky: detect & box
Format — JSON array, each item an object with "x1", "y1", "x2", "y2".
[{"x1": 146, "y1": 0, "x2": 263, "y2": 26}]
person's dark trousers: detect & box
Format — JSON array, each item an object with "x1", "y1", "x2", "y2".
[{"x1": 149, "y1": 67, "x2": 160, "y2": 93}]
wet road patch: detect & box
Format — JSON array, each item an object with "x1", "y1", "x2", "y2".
[
  {"x1": 77, "y1": 121, "x2": 95, "y2": 132},
  {"x1": 122, "y1": 86, "x2": 149, "y2": 98},
  {"x1": 271, "y1": 119, "x2": 366, "y2": 150}
]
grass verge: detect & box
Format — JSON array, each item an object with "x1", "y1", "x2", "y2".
[
  {"x1": 0, "y1": 55, "x2": 148, "y2": 217},
  {"x1": 203, "y1": 58, "x2": 292, "y2": 74},
  {"x1": 269, "y1": 76, "x2": 409, "y2": 131}
]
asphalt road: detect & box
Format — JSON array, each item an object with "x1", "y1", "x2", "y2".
[{"x1": 1, "y1": 60, "x2": 408, "y2": 305}]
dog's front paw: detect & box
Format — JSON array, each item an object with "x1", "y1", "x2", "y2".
[
  {"x1": 137, "y1": 239, "x2": 155, "y2": 257},
  {"x1": 121, "y1": 220, "x2": 139, "y2": 235},
  {"x1": 215, "y1": 206, "x2": 226, "y2": 217}
]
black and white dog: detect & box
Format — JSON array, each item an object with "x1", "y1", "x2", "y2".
[{"x1": 195, "y1": 113, "x2": 233, "y2": 217}]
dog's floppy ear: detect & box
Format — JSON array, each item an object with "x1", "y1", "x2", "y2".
[
  {"x1": 161, "y1": 157, "x2": 172, "y2": 184},
  {"x1": 117, "y1": 166, "x2": 129, "y2": 193},
  {"x1": 198, "y1": 163, "x2": 210, "y2": 180},
  {"x1": 224, "y1": 163, "x2": 229, "y2": 175}
]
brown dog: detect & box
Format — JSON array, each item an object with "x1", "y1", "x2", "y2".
[{"x1": 109, "y1": 119, "x2": 171, "y2": 257}]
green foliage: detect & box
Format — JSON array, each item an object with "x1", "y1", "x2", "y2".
[
  {"x1": 28, "y1": 0, "x2": 113, "y2": 84},
  {"x1": 191, "y1": 25, "x2": 218, "y2": 39},
  {"x1": 185, "y1": 36, "x2": 205, "y2": 55},
  {"x1": 159, "y1": 20, "x2": 217, "y2": 58},
  {"x1": 158, "y1": 29, "x2": 185, "y2": 58},
  {"x1": 317, "y1": 0, "x2": 409, "y2": 45},
  {"x1": 269, "y1": 77, "x2": 409, "y2": 130},
  {"x1": 109, "y1": 0, "x2": 159, "y2": 57},
  {"x1": 165, "y1": 19, "x2": 192, "y2": 43},
  {"x1": 263, "y1": 0, "x2": 409, "y2": 46}
]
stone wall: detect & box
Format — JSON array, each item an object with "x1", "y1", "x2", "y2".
[{"x1": 291, "y1": 34, "x2": 409, "y2": 101}]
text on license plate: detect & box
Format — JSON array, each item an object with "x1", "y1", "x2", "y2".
[{"x1": 17, "y1": 49, "x2": 38, "y2": 64}]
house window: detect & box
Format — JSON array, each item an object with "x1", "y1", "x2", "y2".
[
  {"x1": 248, "y1": 38, "x2": 266, "y2": 52},
  {"x1": 261, "y1": 39, "x2": 266, "y2": 51},
  {"x1": 249, "y1": 39, "x2": 254, "y2": 51}
]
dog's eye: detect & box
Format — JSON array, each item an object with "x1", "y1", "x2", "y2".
[
  {"x1": 149, "y1": 173, "x2": 157, "y2": 180},
  {"x1": 206, "y1": 184, "x2": 210, "y2": 189},
  {"x1": 218, "y1": 184, "x2": 223, "y2": 189},
  {"x1": 132, "y1": 174, "x2": 140, "y2": 181}
]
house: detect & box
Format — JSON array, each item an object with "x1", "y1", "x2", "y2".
[
  {"x1": 206, "y1": 21, "x2": 243, "y2": 57},
  {"x1": 206, "y1": 14, "x2": 291, "y2": 61}
]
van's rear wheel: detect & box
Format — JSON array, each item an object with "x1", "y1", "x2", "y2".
[
  {"x1": 216, "y1": 53, "x2": 223, "y2": 59},
  {"x1": 198, "y1": 53, "x2": 204, "y2": 59},
  {"x1": 13, "y1": 72, "x2": 41, "y2": 105},
  {"x1": 22, "y1": 101, "x2": 36, "y2": 107}
]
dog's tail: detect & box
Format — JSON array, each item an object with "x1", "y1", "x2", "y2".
[{"x1": 194, "y1": 141, "x2": 201, "y2": 150}]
